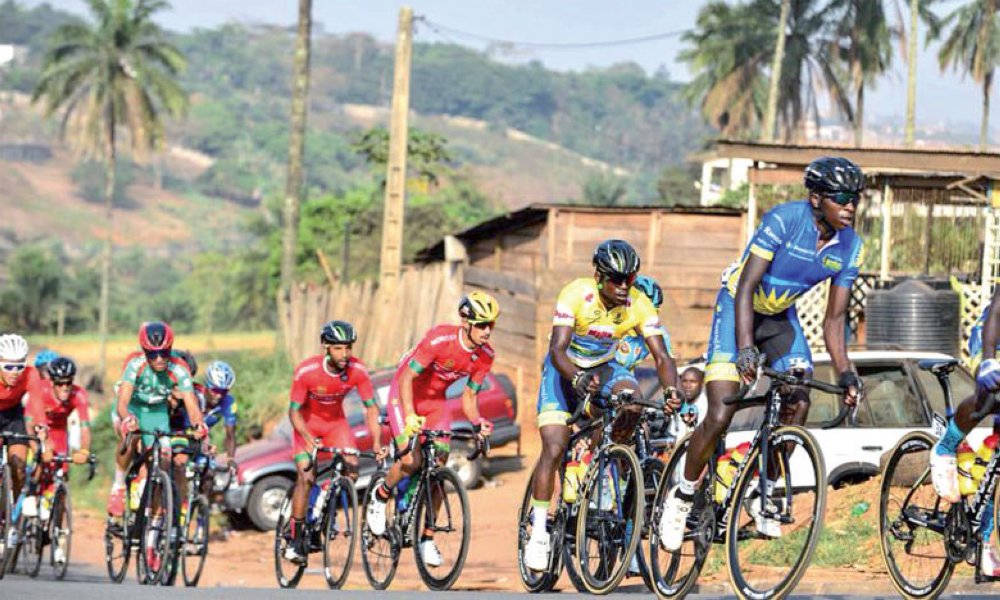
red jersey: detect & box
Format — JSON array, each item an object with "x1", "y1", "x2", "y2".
[
  {"x1": 289, "y1": 356, "x2": 374, "y2": 421},
  {"x1": 0, "y1": 366, "x2": 46, "y2": 419},
  {"x1": 399, "y1": 324, "x2": 495, "y2": 402},
  {"x1": 31, "y1": 382, "x2": 90, "y2": 431}
]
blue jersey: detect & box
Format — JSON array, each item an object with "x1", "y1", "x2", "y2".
[
  {"x1": 614, "y1": 333, "x2": 673, "y2": 371},
  {"x1": 722, "y1": 201, "x2": 865, "y2": 315},
  {"x1": 170, "y1": 384, "x2": 238, "y2": 430}
]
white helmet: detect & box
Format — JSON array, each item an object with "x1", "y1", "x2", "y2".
[{"x1": 0, "y1": 334, "x2": 29, "y2": 362}]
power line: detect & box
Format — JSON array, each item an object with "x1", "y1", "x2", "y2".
[{"x1": 416, "y1": 16, "x2": 686, "y2": 51}]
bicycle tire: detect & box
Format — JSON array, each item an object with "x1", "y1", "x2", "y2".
[
  {"x1": 574, "y1": 443, "x2": 644, "y2": 595},
  {"x1": 104, "y1": 500, "x2": 132, "y2": 583},
  {"x1": 273, "y1": 488, "x2": 305, "y2": 588},
  {"x1": 22, "y1": 515, "x2": 44, "y2": 578},
  {"x1": 516, "y1": 467, "x2": 562, "y2": 592},
  {"x1": 360, "y1": 472, "x2": 400, "y2": 590},
  {"x1": 725, "y1": 425, "x2": 826, "y2": 600},
  {"x1": 322, "y1": 476, "x2": 358, "y2": 589},
  {"x1": 138, "y1": 468, "x2": 174, "y2": 586},
  {"x1": 0, "y1": 465, "x2": 13, "y2": 578},
  {"x1": 51, "y1": 482, "x2": 71, "y2": 581},
  {"x1": 182, "y1": 495, "x2": 209, "y2": 587},
  {"x1": 878, "y1": 431, "x2": 954, "y2": 600},
  {"x1": 412, "y1": 466, "x2": 470, "y2": 591},
  {"x1": 635, "y1": 458, "x2": 665, "y2": 591}
]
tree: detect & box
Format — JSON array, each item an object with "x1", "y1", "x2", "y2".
[
  {"x1": 680, "y1": 0, "x2": 851, "y2": 140},
  {"x1": 762, "y1": 0, "x2": 791, "y2": 142},
  {"x1": 280, "y1": 0, "x2": 312, "y2": 308},
  {"x1": 0, "y1": 245, "x2": 63, "y2": 331},
  {"x1": 352, "y1": 126, "x2": 454, "y2": 186},
  {"x1": 32, "y1": 0, "x2": 187, "y2": 378},
  {"x1": 933, "y1": 0, "x2": 1000, "y2": 149},
  {"x1": 900, "y1": 0, "x2": 944, "y2": 145}
]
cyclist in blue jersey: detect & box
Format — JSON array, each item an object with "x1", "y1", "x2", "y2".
[
  {"x1": 931, "y1": 287, "x2": 1000, "y2": 574},
  {"x1": 658, "y1": 157, "x2": 865, "y2": 551}
]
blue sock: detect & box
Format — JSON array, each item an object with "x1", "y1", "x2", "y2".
[
  {"x1": 936, "y1": 418, "x2": 965, "y2": 455},
  {"x1": 984, "y1": 501, "x2": 995, "y2": 543}
]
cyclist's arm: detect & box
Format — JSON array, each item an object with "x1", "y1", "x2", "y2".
[
  {"x1": 646, "y1": 334, "x2": 679, "y2": 394},
  {"x1": 288, "y1": 375, "x2": 314, "y2": 447},
  {"x1": 180, "y1": 390, "x2": 205, "y2": 429},
  {"x1": 116, "y1": 381, "x2": 134, "y2": 422},
  {"x1": 734, "y1": 255, "x2": 770, "y2": 349},
  {"x1": 398, "y1": 365, "x2": 420, "y2": 417},
  {"x1": 548, "y1": 325, "x2": 578, "y2": 381},
  {"x1": 983, "y1": 289, "x2": 1000, "y2": 361},
  {"x1": 357, "y1": 374, "x2": 382, "y2": 454},
  {"x1": 75, "y1": 390, "x2": 92, "y2": 452},
  {"x1": 823, "y1": 284, "x2": 852, "y2": 376}
]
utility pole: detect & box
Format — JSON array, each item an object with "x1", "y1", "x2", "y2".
[
  {"x1": 904, "y1": 0, "x2": 918, "y2": 146},
  {"x1": 342, "y1": 219, "x2": 350, "y2": 281},
  {"x1": 761, "y1": 0, "x2": 789, "y2": 143},
  {"x1": 378, "y1": 6, "x2": 413, "y2": 300}
]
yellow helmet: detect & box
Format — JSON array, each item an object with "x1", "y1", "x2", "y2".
[{"x1": 459, "y1": 291, "x2": 500, "y2": 324}]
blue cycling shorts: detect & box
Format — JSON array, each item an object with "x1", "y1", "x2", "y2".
[
  {"x1": 969, "y1": 308, "x2": 1000, "y2": 369},
  {"x1": 705, "y1": 288, "x2": 812, "y2": 383},
  {"x1": 535, "y1": 354, "x2": 637, "y2": 428}
]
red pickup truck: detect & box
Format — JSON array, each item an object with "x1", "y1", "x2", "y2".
[{"x1": 225, "y1": 369, "x2": 521, "y2": 530}]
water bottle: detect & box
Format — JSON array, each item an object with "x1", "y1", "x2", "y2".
[
  {"x1": 395, "y1": 476, "x2": 411, "y2": 512},
  {"x1": 715, "y1": 451, "x2": 736, "y2": 503},
  {"x1": 957, "y1": 441, "x2": 977, "y2": 496},
  {"x1": 306, "y1": 482, "x2": 321, "y2": 525},
  {"x1": 310, "y1": 479, "x2": 332, "y2": 524}
]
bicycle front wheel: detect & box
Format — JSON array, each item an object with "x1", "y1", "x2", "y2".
[
  {"x1": 574, "y1": 443, "x2": 644, "y2": 595},
  {"x1": 51, "y1": 482, "x2": 72, "y2": 580},
  {"x1": 182, "y1": 495, "x2": 209, "y2": 587},
  {"x1": 138, "y1": 468, "x2": 174, "y2": 586},
  {"x1": 412, "y1": 467, "x2": 470, "y2": 591},
  {"x1": 879, "y1": 431, "x2": 954, "y2": 599},
  {"x1": 360, "y1": 472, "x2": 400, "y2": 590},
  {"x1": 0, "y1": 466, "x2": 13, "y2": 578},
  {"x1": 322, "y1": 476, "x2": 358, "y2": 589},
  {"x1": 21, "y1": 515, "x2": 44, "y2": 578},
  {"x1": 273, "y1": 489, "x2": 305, "y2": 588},
  {"x1": 726, "y1": 425, "x2": 826, "y2": 600},
  {"x1": 516, "y1": 466, "x2": 561, "y2": 593}
]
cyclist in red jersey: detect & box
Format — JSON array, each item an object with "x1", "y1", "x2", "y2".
[
  {"x1": 283, "y1": 320, "x2": 384, "y2": 564},
  {"x1": 365, "y1": 292, "x2": 499, "y2": 567},
  {"x1": 0, "y1": 334, "x2": 49, "y2": 505}
]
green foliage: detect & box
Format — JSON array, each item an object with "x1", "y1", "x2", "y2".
[
  {"x1": 0, "y1": 243, "x2": 63, "y2": 331},
  {"x1": 71, "y1": 159, "x2": 137, "y2": 208},
  {"x1": 352, "y1": 126, "x2": 454, "y2": 186},
  {"x1": 656, "y1": 165, "x2": 701, "y2": 206},
  {"x1": 581, "y1": 173, "x2": 628, "y2": 206}
]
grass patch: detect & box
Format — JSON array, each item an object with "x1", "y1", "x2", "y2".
[{"x1": 740, "y1": 508, "x2": 877, "y2": 569}]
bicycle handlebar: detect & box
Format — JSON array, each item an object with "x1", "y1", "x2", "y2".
[
  {"x1": 118, "y1": 427, "x2": 203, "y2": 456},
  {"x1": 303, "y1": 445, "x2": 377, "y2": 473},
  {"x1": 567, "y1": 388, "x2": 665, "y2": 427},
  {"x1": 0, "y1": 431, "x2": 44, "y2": 455},
  {"x1": 396, "y1": 428, "x2": 490, "y2": 462},
  {"x1": 721, "y1": 365, "x2": 855, "y2": 428},
  {"x1": 971, "y1": 392, "x2": 999, "y2": 422},
  {"x1": 49, "y1": 453, "x2": 98, "y2": 481}
]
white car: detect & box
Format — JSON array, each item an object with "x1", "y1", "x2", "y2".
[{"x1": 639, "y1": 350, "x2": 988, "y2": 488}]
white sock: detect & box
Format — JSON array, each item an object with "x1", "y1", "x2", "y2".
[
  {"x1": 531, "y1": 505, "x2": 548, "y2": 538},
  {"x1": 112, "y1": 467, "x2": 125, "y2": 489},
  {"x1": 678, "y1": 475, "x2": 698, "y2": 497}
]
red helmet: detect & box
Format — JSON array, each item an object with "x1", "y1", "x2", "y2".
[{"x1": 138, "y1": 321, "x2": 174, "y2": 351}]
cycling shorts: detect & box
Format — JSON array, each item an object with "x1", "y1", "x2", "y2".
[
  {"x1": 386, "y1": 382, "x2": 452, "y2": 453},
  {"x1": 535, "y1": 354, "x2": 637, "y2": 428},
  {"x1": 126, "y1": 401, "x2": 170, "y2": 448},
  {"x1": 0, "y1": 405, "x2": 28, "y2": 446},
  {"x1": 705, "y1": 288, "x2": 812, "y2": 383},
  {"x1": 292, "y1": 418, "x2": 356, "y2": 463},
  {"x1": 968, "y1": 310, "x2": 1000, "y2": 370}
]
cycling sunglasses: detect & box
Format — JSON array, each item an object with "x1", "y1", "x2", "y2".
[
  {"x1": 823, "y1": 191, "x2": 860, "y2": 206},
  {"x1": 144, "y1": 349, "x2": 171, "y2": 360},
  {"x1": 471, "y1": 321, "x2": 495, "y2": 330},
  {"x1": 0, "y1": 362, "x2": 26, "y2": 373},
  {"x1": 210, "y1": 387, "x2": 230, "y2": 396},
  {"x1": 604, "y1": 272, "x2": 637, "y2": 287},
  {"x1": 53, "y1": 379, "x2": 74, "y2": 387}
]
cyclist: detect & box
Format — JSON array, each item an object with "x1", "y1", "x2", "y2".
[
  {"x1": 283, "y1": 320, "x2": 384, "y2": 565},
  {"x1": 107, "y1": 322, "x2": 206, "y2": 522},
  {"x1": 931, "y1": 286, "x2": 1000, "y2": 573},
  {"x1": 0, "y1": 334, "x2": 48, "y2": 509},
  {"x1": 27, "y1": 357, "x2": 91, "y2": 565},
  {"x1": 34, "y1": 349, "x2": 59, "y2": 382},
  {"x1": 366, "y1": 292, "x2": 499, "y2": 568},
  {"x1": 523, "y1": 240, "x2": 681, "y2": 572},
  {"x1": 658, "y1": 156, "x2": 864, "y2": 551}
]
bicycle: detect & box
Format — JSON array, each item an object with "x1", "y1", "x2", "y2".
[
  {"x1": 878, "y1": 357, "x2": 1000, "y2": 599},
  {"x1": 12, "y1": 452, "x2": 96, "y2": 580},
  {"x1": 0, "y1": 431, "x2": 42, "y2": 578},
  {"x1": 516, "y1": 389, "x2": 656, "y2": 595},
  {"x1": 162, "y1": 434, "x2": 235, "y2": 587},
  {"x1": 104, "y1": 427, "x2": 184, "y2": 585},
  {"x1": 274, "y1": 445, "x2": 375, "y2": 589},
  {"x1": 360, "y1": 429, "x2": 488, "y2": 591},
  {"x1": 648, "y1": 365, "x2": 851, "y2": 600}
]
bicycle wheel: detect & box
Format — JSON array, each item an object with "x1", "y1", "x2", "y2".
[
  {"x1": 516, "y1": 468, "x2": 562, "y2": 592},
  {"x1": 273, "y1": 488, "x2": 305, "y2": 588},
  {"x1": 104, "y1": 504, "x2": 132, "y2": 583},
  {"x1": 138, "y1": 468, "x2": 174, "y2": 585},
  {"x1": 322, "y1": 476, "x2": 358, "y2": 589},
  {"x1": 412, "y1": 467, "x2": 470, "y2": 591},
  {"x1": 726, "y1": 425, "x2": 825, "y2": 600},
  {"x1": 182, "y1": 495, "x2": 209, "y2": 587},
  {"x1": 51, "y1": 483, "x2": 72, "y2": 580},
  {"x1": 0, "y1": 466, "x2": 13, "y2": 578},
  {"x1": 879, "y1": 431, "x2": 954, "y2": 599},
  {"x1": 574, "y1": 443, "x2": 644, "y2": 594},
  {"x1": 361, "y1": 472, "x2": 400, "y2": 589},
  {"x1": 21, "y1": 515, "x2": 44, "y2": 578},
  {"x1": 634, "y1": 458, "x2": 664, "y2": 591}
]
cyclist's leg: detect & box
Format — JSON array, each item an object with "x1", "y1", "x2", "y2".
[
  {"x1": 759, "y1": 307, "x2": 813, "y2": 427},
  {"x1": 171, "y1": 436, "x2": 190, "y2": 511},
  {"x1": 0, "y1": 406, "x2": 29, "y2": 498},
  {"x1": 329, "y1": 421, "x2": 360, "y2": 481},
  {"x1": 382, "y1": 376, "x2": 424, "y2": 491}
]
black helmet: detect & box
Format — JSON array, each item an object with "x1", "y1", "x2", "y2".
[
  {"x1": 47, "y1": 357, "x2": 77, "y2": 381},
  {"x1": 321, "y1": 320, "x2": 357, "y2": 345},
  {"x1": 593, "y1": 239, "x2": 640, "y2": 278},
  {"x1": 804, "y1": 156, "x2": 864, "y2": 195},
  {"x1": 176, "y1": 350, "x2": 197, "y2": 377}
]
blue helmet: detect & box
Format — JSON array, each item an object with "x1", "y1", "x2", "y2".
[
  {"x1": 633, "y1": 275, "x2": 663, "y2": 309},
  {"x1": 34, "y1": 349, "x2": 59, "y2": 368},
  {"x1": 205, "y1": 360, "x2": 236, "y2": 390}
]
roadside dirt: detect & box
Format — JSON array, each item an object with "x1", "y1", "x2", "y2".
[{"x1": 64, "y1": 436, "x2": 909, "y2": 592}]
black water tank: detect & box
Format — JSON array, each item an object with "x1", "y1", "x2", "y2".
[{"x1": 866, "y1": 279, "x2": 960, "y2": 356}]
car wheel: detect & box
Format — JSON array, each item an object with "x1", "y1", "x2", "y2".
[
  {"x1": 447, "y1": 444, "x2": 483, "y2": 489},
  {"x1": 246, "y1": 475, "x2": 293, "y2": 531}
]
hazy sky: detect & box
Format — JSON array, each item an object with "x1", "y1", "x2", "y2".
[{"x1": 22, "y1": 0, "x2": 995, "y2": 130}]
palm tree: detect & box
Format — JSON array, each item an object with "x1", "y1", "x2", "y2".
[
  {"x1": 899, "y1": 0, "x2": 943, "y2": 145},
  {"x1": 32, "y1": 0, "x2": 187, "y2": 381},
  {"x1": 934, "y1": 0, "x2": 1000, "y2": 149},
  {"x1": 762, "y1": 0, "x2": 791, "y2": 142},
  {"x1": 680, "y1": 0, "x2": 851, "y2": 141},
  {"x1": 280, "y1": 0, "x2": 312, "y2": 307},
  {"x1": 827, "y1": 0, "x2": 896, "y2": 146}
]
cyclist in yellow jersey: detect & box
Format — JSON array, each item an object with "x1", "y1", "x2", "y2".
[{"x1": 522, "y1": 239, "x2": 682, "y2": 572}]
